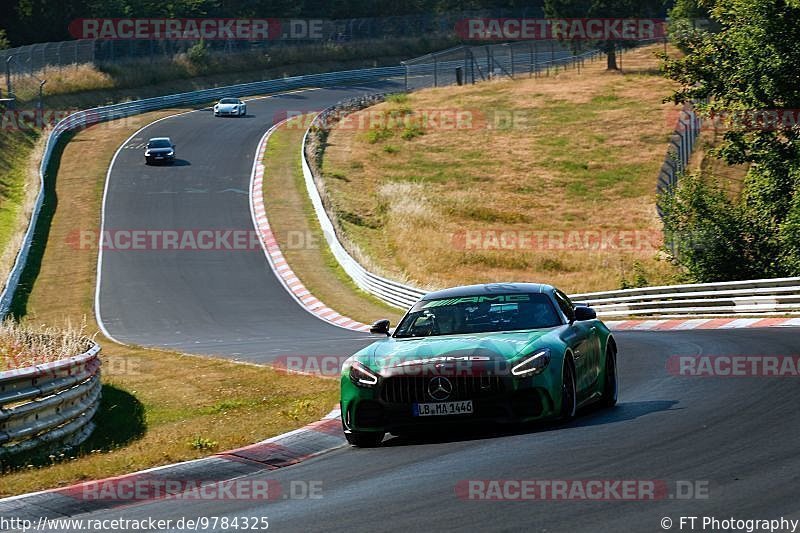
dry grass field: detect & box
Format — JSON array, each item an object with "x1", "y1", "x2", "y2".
[{"x1": 322, "y1": 44, "x2": 683, "y2": 293}]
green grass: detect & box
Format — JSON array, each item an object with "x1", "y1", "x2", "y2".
[
  {"x1": 0, "y1": 127, "x2": 39, "y2": 287},
  {"x1": 0, "y1": 108, "x2": 342, "y2": 497},
  {"x1": 263, "y1": 117, "x2": 402, "y2": 325}
]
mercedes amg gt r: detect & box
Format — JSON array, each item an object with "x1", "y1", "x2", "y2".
[{"x1": 340, "y1": 283, "x2": 618, "y2": 447}]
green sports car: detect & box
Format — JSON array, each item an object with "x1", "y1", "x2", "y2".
[{"x1": 340, "y1": 283, "x2": 618, "y2": 447}]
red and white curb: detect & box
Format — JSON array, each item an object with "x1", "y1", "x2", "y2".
[
  {"x1": 0, "y1": 409, "x2": 347, "y2": 517},
  {"x1": 607, "y1": 317, "x2": 800, "y2": 331},
  {"x1": 249, "y1": 120, "x2": 370, "y2": 333}
]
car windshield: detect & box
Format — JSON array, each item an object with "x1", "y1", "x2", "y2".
[
  {"x1": 147, "y1": 139, "x2": 171, "y2": 149},
  {"x1": 394, "y1": 293, "x2": 561, "y2": 338},
  {"x1": 219, "y1": 98, "x2": 239, "y2": 104}
]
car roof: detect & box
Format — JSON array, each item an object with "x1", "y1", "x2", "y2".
[
  {"x1": 148, "y1": 137, "x2": 171, "y2": 142},
  {"x1": 422, "y1": 283, "x2": 553, "y2": 300}
]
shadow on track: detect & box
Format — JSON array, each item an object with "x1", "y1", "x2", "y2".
[{"x1": 380, "y1": 400, "x2": 680, "y2": 448}]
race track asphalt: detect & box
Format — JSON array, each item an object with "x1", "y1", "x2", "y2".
[
  {"x1": 38, "y1": 328, "x2": 800, "y2": 532},
  {"x1": 97, "y1": 84, "x2": 402, "y2": 361},
  {"x1": 84, "y1": 82, "x2": 800, "y2": 532}
]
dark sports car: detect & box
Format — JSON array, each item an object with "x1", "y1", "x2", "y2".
[
  {"x1": 144, "y1": 137, "x2": 176, "y2": 165},
  {"x1": 340, "y1": 283, "x2": 618, "y2": 447}
]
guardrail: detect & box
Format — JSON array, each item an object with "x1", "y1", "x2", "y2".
[
  {"x1": 571, "y1": 277, "x2": 800, "y2": 317},
  {"x1": 656, "y1": 104, "x2": 702, "y2": 219},
  {"x1": 302, "y1": 103, "x2": 428, "y2": 310},
  {"x1": 0, "y1": 343, "x2": 101, "y2": 460},
  {"x1": 0, "y1": 64, "x2": 406, "y2": 318}
]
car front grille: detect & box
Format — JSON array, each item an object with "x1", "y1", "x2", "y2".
[{"x1": 379, "y1": 376, "x2": 505, "y2": 404}]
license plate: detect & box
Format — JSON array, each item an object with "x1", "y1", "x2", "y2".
[{"x1": 413, "y1": 400, "x2": 473, "y2": 417}]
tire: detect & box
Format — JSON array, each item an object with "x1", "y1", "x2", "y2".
[
  {"x1": 345, "y1": 431, "x2": 384, "y2": 448},
  {"x1": 601, "y1": 346, "x2": 618, "y2": 407},
  {"x1": 560, "y1": 357, "x2": 577, "y2": 420}
]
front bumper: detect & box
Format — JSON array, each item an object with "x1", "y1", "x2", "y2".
[
  {"x1": 215, "y1": 108, "x2": 243, "y2": 116},
  {"x1": 341, "y1": 373, "x2": 560, "y2": 435},
  {"x1": 145, "y1": 154, "x2": 175, "y2": 164}
]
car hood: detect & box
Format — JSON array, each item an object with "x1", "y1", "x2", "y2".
[
  {"x1": 146, "y1": 147, "x2": 172, "y2": 154},
  {"x1": 216, "y1": 103, "x2": 240, "y2": 110},
  {"x1": 359, "y1": 330, "x2": 553, "y2": 376}
]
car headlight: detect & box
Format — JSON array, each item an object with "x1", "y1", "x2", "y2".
[
  {"x1": 167, "y1": 150, "x2": 174, "y2": 156},
  {"x1": 349, "y1": 361, "x2": 379, "y2": 387},
  {"x1": 511, "y1": 349, "x2": 551, "y2": 377},
  {"x1": 145, "y1": 150, "x2": 151, "y2": 156}
]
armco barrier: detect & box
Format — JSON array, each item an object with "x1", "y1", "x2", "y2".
[
  {"x1": 301, "y1": 101, "x2": 800, "y2": 317},
  {"x1": 0, "y1": 65, "x2": 405, "y2": 318},
  {"x1": 0, "y1": 343, "x2": 101, "y2": 460},
  {"x1": 571, "y1": 277, "x2": 800, "y2": 317}
]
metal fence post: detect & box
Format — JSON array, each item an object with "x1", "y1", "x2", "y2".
[
  {"x1": 38, "y1": 79, "x2": 46, "y2": 110},
  {"x1": 529, "y1": 42, "x2": 534, "y2": 78},
  {"x1": 5, "y1": 56, "x2": 13, "y2": 102}
]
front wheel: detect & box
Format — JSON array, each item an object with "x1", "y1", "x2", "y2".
[
  {"x1": 601, "y1": 347, "x2": 618, "y2": 407},
  {"x1": 345, "y1": 431, "x2": 384, "y2": 448},
  {"x1": 560, "y1": 358, "x2": 577, "y2": 420}
]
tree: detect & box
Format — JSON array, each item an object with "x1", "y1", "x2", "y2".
[
  {"x1": 544, "y1": 0, "x2": 666, "y2": 70},
  {"x1": 661, "y1": 0, "x2": 800, "y2": 280},
  {"x1": 0, "y1": 30, "x2": 9, "y2": 50}
]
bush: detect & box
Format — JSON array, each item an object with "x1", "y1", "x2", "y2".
[
  {"x1": 186, "y1": 40, "x2": 210, "y2": 66},
  {"x1": 658, "y1": 168, "x2": 800, "y2": 282},
  {"x1": 401, "y1": 124, "x2": 425, "y2": 140}
]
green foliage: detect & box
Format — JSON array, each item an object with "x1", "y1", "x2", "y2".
[
  {"x1": 364, "y1": 127, "x2": 393, "y2": 144},
  {"x1": 544, "y1": 0, "x2": 664, "y2": 68},
  {"x1": 668, "y1": 0, "x2": 717, "y2": 52},
  {"x1": 188, "y1": 436, "x2": 218, "y2": 451},
  {"x1": 401, "y1": 124, "x2": 425, "y2": 140},
  {"x1": 620, "y1": 261, "x2": 649, "y2": 289},
  {"x1": 186, "y1": 39, "x2": 210, "y2": 66},
  {"x1": 0, "y1": 30, "x2": 9, "y2": 50},
  {"x1": 670, "y1": 0, "x2": 711, "y2": 20},
  {"x1": 385, "y1": 93, "x2": 408, "y2": 104},
  {"x1": 661, "y1": 0, "x2": 800, "y2": 280}
]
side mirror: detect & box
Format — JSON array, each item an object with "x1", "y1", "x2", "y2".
[
  {"x1": 574, "y1": 306, "x2": 597, "y2": 321},
  {"x1": 370, "y1": 319, "x2": 391, "y2": 336}
]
